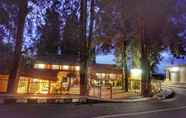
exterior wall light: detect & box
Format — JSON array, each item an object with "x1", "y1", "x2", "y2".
[
  {"x1": 169, "y1": 67, "x2": 179, "y2": 72},
  {"x1": 130, "y1": 68, "x2": 142, "y2": 80},
  {"x1": 34, "y1": 64, "x2": 45, "y2": 69}
]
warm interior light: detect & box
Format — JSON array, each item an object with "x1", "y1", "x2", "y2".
[
  {"x1": 75, "y1": 66, "x2": 80, "y2": 71},
  {"x1": 96, "y1": 73, "x2": 102, "y2": 79},
  {"x1": 110, "y1": 73, "x2": 115, "y2": 79},
  {"x1": 63, "y1": 65, "x2": 69, "y2": 70},
  {"x1": 102, "y1": 73, "x2": 106, "y2": 78},
  {"x1": 34, "y1": 64, "x2": 45, "y2": 69},
  {"x1": 33, "y1": 78, "x2": 39, "y2": 82},
  {"x1": 169, "y1": 67, "x2": 179, "y2": 72},
  {"x1": 130, "y1": 68, "x2": 142, "y2": 80},
  {"x1": 52, "y1": 65, "x2": 60, "y2": 70}
]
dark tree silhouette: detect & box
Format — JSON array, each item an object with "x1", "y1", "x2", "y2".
[
  {"x1": 62, "y1": 13, "x2": 80, "y2": 56},
  {"x1": 37, "y1": 8, "x2": 61, "y2": 56}
]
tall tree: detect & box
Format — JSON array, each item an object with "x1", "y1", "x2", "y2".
[
  {"x1": 125, "y1": 0, "x2": 185, "y2": 96},
  {"x1": 96, "y1": 0, "x2": 186, "y2": 96},
  {"x1": 88, "y1": 0, "x2": 96, "y2": 64},
  {"x1": 95, "y1": 0, "x2": 135, "y2": 92},
  {"x1": 7, "y1": 0, "x2": 28, "y2": 94},
  {"x1": 80, "y1": 0, "x2": 91, "y2": 96}
]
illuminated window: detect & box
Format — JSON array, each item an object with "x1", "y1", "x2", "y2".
[
  {"x1": 110, "y1": 74, "x2": 116, "y2": 79},
  {"x1": 29, "y1": 79, "x2": 49, "y2": 94},
  {"x1": 102, "y1": 73, "x2": 106, "y2": 78},
  {"x1": 75, "y1": 66, "x2": 80, "y2": 71},
  {"x1": 17, "y1": 77, "x2": 29, "y2": 94},
  {"x1": 34, "y1": 64, "x2": 45, "y2": 69},
  {"x1": 63, "y1": 65, "x2": 69, "y2": 70},
  {"x1": 96, "y1": 73, "x2": 102, "y2": 79},
  {"x1": 46, "y1": 64, "x2": 52, "y2": 69},
  {"x1": 52, "y1": 65, "x2": 60, "y2": 70}
]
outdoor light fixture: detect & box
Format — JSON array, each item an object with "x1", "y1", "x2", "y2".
[
  {"x1": 130, "y1": 68, "x2": 142, "y2": 80},
  {"x1": 169, "y1": 67, "x2": 179, "y2": 72},
  {"x1": 63, "y1": 65, "x2": 69, "y2": 70}
]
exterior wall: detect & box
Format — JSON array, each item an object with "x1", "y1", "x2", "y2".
[
  {"x1": 180, "y1": 67, "x2": 186, "y2": 83},
  {"x1": 166, "y1": 66, "x2": 186, "y2": 83}
]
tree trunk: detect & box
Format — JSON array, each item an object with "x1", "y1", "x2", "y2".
[
  {"x1": 138, "y1": 17, "x2": 151, "y2": 97},
  {"x1": 91, "y1": 48, "x2": 96, "y2": 64},
  {"x1": 121, "y1": 41, "x2": 128, "y2": 92},
  {"x1": 7, "y1": 0, "x2": 28, "y2": 94},
  {"x1": 67, "y1": 77, "x2": 72, "y2": 91},
  {"x1": 141, "y1": 57, "x2": 151, "y2": 97},
  {"x1": 88, "y1": 0, "x2": 95, "y2": 64},
  {"x1": 80, "y1": 0, "x2": 88, "y2": 96}
]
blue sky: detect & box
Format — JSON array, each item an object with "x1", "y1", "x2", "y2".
[
  {"x1": 97, "y1": 51, "x2": 186, "y2": 74},
  {"x1": 96, "y1": 54, "x2": 115, "y2": 64}
]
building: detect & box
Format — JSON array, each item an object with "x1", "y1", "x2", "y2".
[
  {"x1": 166, "y1": 64, "x2": 186, "y2": 83},
  {"x1": 0, "y1": 55, "x2": 142, "y2": 97}
]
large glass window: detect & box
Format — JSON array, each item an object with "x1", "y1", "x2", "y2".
[
  {"x1": 29, "y1": 79, "x2": 49, "y2": 94},
  {"x1": 52, "y1": 65, "x2": 60, "y2": 70},
  {"x1": 17, "y1": 77, "x2": 29, "y2": 94}
]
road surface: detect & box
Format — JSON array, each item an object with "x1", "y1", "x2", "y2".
[{"x1": 0, "y1": 86, "x2": 186, "y2": 118}]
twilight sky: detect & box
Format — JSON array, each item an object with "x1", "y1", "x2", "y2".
[
  {"x1": 96, "y1": 54, "x2": 115, "y2": 64},
  {"x1": 96, "y1": 51, "x2": 186, "y2": 74}
]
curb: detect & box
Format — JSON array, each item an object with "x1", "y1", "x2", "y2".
[
  {"x1": 99, "y1": 97, "x2": 155, "y2": 103},
  {"x1": 0, "y1": 97, "x2": 154, "y2": 104},
  {"x1": 0, "y1": 98, "x2": 81, "y2": 104}
]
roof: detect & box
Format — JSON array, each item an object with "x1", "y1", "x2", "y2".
[
  {"x1": 90, "y1": 64, "x2": 122, "y2": 74},
  {"x1": 34, "y1": 55, "x2": 122, "y2": 74}
]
